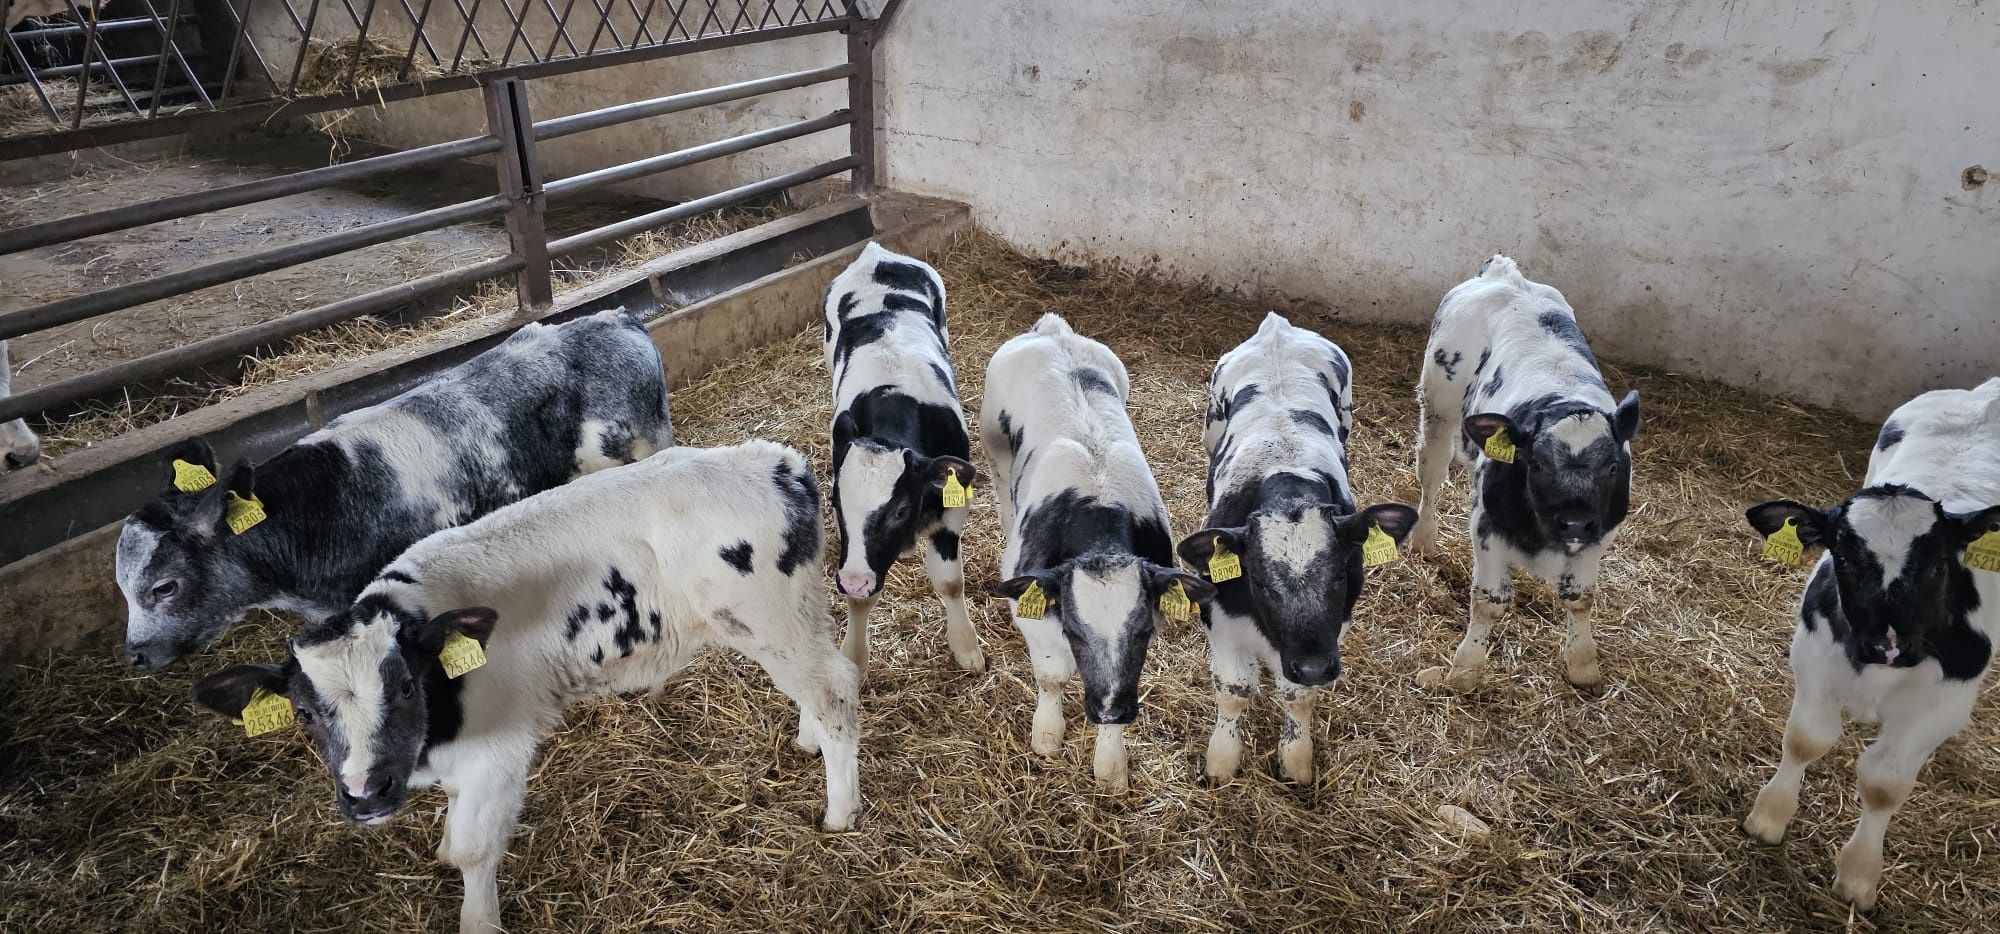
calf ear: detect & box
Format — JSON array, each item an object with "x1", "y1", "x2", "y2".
[
  {"x1": 1146, "y1": 565, "x2": 1217, "y2": 606},
  {"x1": 1463, "y1": 413, "x2": 1525, "y2": 450},
  {"x1": 1746, "y1": 500, "x2": 1831, "y2": 547},
  {"x1": 994, "y1": 572, "x2": 1056, "y2": 601},
  {"x1": 1613, "y1": 390, "x2": 1642, "y2": 443},
  {"x1": 162, "y1": 438, "x2": 219, "y2": 493},
  {"x1": 404, "y1": 607, "x2": 500, "y2": 655},
  {"x1": 1344, "y1": 503, "x2": 1421, "y2": 544},
  {"x1": 924, "y1": 455, "x2": 977, "y2": 489},
  {"x1": 1946, "y1": 505, "x2": 2000, "y2": 548},
  {"x1": 1176, "y1": 527, "x2": 1245, "y2": 571},
  {"x1": 191, "y1": 663, "x2": 290, "y2": 717},
  {"x1": 831, "y1": 410, "x2": 860, "y2": 452}
]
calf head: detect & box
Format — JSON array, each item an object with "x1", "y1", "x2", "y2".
[
  {"x1": 192, "y1": 604, "x2": 497, "y2": 824},
  {"x1": 118, "y1": 440, "x2": 266, "y2": 671},
  {"x1": 998, "y1": 554, "x2": 1214, "y2": 723},
  {"x1": 830, "y1": 410, "x2": 974, "y2": 598},
  {"x1": 1177, "y1": 501, "x2": 1418, "y2": 686},
  {"x1": 0, "y1": 418, "x2": 37, "y2": 470},
  {"x1": 1748, "y1": 487, "x2": 2000, "y2": 670},
  {"x1": 1464, "y1": 391, "x2": 1641, "y2": 552}
]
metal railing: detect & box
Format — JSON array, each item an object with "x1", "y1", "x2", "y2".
[
  {"x1": 0, "y1": 0, "x2": 854, "y2": 158},
  {"x1": 0, "y1": 0, "x2": 893, "y2": 426}
]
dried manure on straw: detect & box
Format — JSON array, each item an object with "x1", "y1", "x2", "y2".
[{"x1": 2, "y1": 230, "x2": 1995, "y2": 931}]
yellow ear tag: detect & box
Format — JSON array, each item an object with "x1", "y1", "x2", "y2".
[
  {"x1": 439, "y1": 630, "x2": 487, "y2": 679},
  {"x1": 1158, "y1": 579, "x2": 1192, "y2": 622},
  {"x1": 1966, "y1": 528, "x2": 2000, "y2": 573},
  {"x1": 172, "y1": 458, "x2": 217, "y2": 493},
  {"x1": 1014, "y1": 581, "x2": 1048, "y2": 620},
  {"x1": 237, "y1": 687, "x2": 294, "y2": 738},
  {"x1": 1207, "y1": 542, "x2": 1243, "y2": 583},
  {"x1": 941, "y1": 469, "x2": 969, "y2": 509},
  {"x1": 1762, "y1": 517, "x2": 1805, "y2": 567},
  {"x1": 224, "y1": 492, "x2": 266, "y2": 535},
  {"x1": 1483, "y1": 427, "x2": 1517, "y2": 464},
  {"x1": 1362, "y1": 523, "x2": 1400, "y2": 568}
]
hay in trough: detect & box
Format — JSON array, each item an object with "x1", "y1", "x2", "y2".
[
  {"x1": 292, "y1": 36, "x2": 480, "y2": 98},
  {"x1": 2, "y1": 229, "x2": 1996, "y2": 931}
]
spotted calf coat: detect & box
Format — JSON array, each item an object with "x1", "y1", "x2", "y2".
[
  {"x1": 980, "y1": 313, "x2": 1208, "y2": 790},
  {"x1": 1412, "y1": 254, "x2": 1641, "y2": 692},
  {"x1": 1180, "y1": 312, "x2": 1415, "y2": 783},
  {"x1": 821, "y1": 242, "x2": 981, "y2": 674},
  {"x1": 194, "y1": 441, "x2": 859, "y2": 934},
  {"x1": 0, "y1": 338, "x2": 39, "y2": 469},
  {"x1": 117, "y1": 308, "x2": 672, "y2": 671},
  {"x1": 1742, "y1": 379, "x2": 2000, "y2": 911}
]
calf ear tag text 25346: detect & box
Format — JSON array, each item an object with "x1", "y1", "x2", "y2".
[
  {"x1": 1762, "y1": 517, "x2": 1804, "y2": 567},
  {"x1": 440, "y1": 631, "x2": 487, "y2": 679},
  {"x1": 236, "y1": 687, "x2": 294, "y2": 738}
]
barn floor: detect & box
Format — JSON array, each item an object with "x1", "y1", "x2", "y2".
[{"x1": 1, "y1": 231, "x2": 1995, "y2": 931}]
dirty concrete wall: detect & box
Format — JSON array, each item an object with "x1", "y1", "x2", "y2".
[
  {"x1": 872, "y1": 0, "x2": 1998, "y2": 418},
  {"x1": 327, "y1": 1, "x2": 1998, "y2": 417}
]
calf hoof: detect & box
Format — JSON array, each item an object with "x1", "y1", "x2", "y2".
[
  {"x1": 1833, "y1": 873, "x2": 1880, "y2": 913},
  {"x1": 1278, "y1": 751, "x2": 1314, "y2": 785},
  {"x1": 1742, "y1": 787, "x2": 1796, "y2": 844},
  {"x1": 821, "y1": 808, "x2": 857, "y2": 833},
  {"x1": 953, "y1": 646, "x2": 988, "y2": 673},
  {"x1": 1835, "y1": 842, "x2": 1883, "y2": 911},
  {"x1": 1094, "y1": 759, "x2": 1130, "y2": 793},
  {"x1": 1417, "y1": 665, "x2": 1481, "y2": 692},
  {"x1": 1204, "y1": 740, "x2": 1243, "y2": 786},
  {"x1": 1031, "y1": 729, "x2": 1064, "y2": 757},
  {"x1": 1407, "y1": 523, "x2": 1439, "y2": 556}
]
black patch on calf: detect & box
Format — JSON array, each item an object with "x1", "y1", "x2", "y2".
[
  {"x1": 1875, "y1": 420, "x2": 1905, "y2": 452},
  {"x1": 563, "y1": 605, "x2": 591, "y2": 641},
  {"x1": 378, "y1": 570, "x2": 418, "y2": 585},
  {"x1": 928, "y1": 361, "x2": 957, "y2": 395},
  {"x1": 1804, "y1": 488, "x2": 1994, "y2": 680},
  {"x1": 603, "y1": 568, "x2": 648, "y2": 657},
  {"x1": 1537, "y1": 308, "x2": 1599, "y2": 368},
  {"x1": 1229, "y1": 384, "x2": 1262, "y2": 414},
  {"x1": 1432, "y1": 349, "x2": 1463, "y2": 381},
  {"x1": 719, "y1": 542, "x2": 755, "y2": 575},
  {"x1": 773, "y1": 461, "x2": 821, "y2": 576},
  {"x1": 831, "y1": 387, "x2": 971, "y2": 582},
  {"x1": 1289, "y1": 409, "x2": 1336, "y2": 437},
  {"x1": 1474, "y1": 347, "x2": 1492, "y2": 375},
  {"x1": 1472, "y1": 394, "x2": 1632, "y2": 555},
  {"x1": 1073, "y1": 368, "x2": 1117, "y2": 396},
  {"x1": 930, "y1": 528, "x2": 960, "y2": 562},
  {"x1": 872, "y1": 258, "x2": 945, "y2": 327}
]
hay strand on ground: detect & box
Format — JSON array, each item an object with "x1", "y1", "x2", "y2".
[{"x1": 1, "y1": 229, "x2": 1994, "y2": 931}]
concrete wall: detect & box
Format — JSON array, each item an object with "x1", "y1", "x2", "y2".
[{"x1": 341, "y1": 1, "x2": 2000, "y2": 417}]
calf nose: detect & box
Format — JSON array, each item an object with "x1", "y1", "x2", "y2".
[
  {"x1": 125, "y1": 642, "x2": 174, "y2": 671},
  {"x1": 1556, "y1": 516, "x2": 1596, "y2": 540},
  {"x1": 1288, "y1": 654, "x2": 1339, "y2": 687},
  {"x1": 837, "y1": 570, "x2": 877, "y2": 599},
  {"x1": 339, "y1": 776, "x2": 403, "y2": 815},
  {"x1": 3, "y1": 449, "x2": 35, "y2": 470}
]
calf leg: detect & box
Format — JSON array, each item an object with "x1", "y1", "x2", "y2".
[
  {"x1": 1557, "y1": 571, "x2": 1603, "y2": 691},
  {"x1": 1094, "y1": 723, "x2": 1128, "y2": 791},
  {"x1": 1016, "y1": 616, "x2": 1076, "y2": 756},
  {"x1": 1409, "y1": 393, "x2": 1456, "y2": 554},
  {"x1": 1274, "y1": 678, "x2": 1316, "y2": 783},
  {"x1": 1743, "y1": 687, "x2": 1842, "y2": 844},
  {"x1": 438, "y1": 749, "x2": 532, "y2": 934},
  {"x1": 1204, "y1": 625, "x2": 1261, "y2": 784},
  {"x1": 1833, "y1": 692, "x2": 1974, "y2": 911},
  {"x1": 840, "y1": 593, "x2": 879, "y2": 680},
  {"x1": 741, "y1": 635, "x2": 864, "y2": 832},
  {"x1": 1419, "y1": 530, "x2": 1510, "y2": 691},
  {"x1": 923, "y1": 520, "x2": 985, "y2": 672}
]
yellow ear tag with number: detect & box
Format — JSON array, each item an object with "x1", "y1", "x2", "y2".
[
  {"x1": 1207, "y1": 542, "x2": 1243, "y2": 582},
  {"x1": 172, "y1": 458, "x2": 217, "y2": 493},
  {"x1": 1762, "y1": 517, "x2": 1805, "y2": 567},
  {"x1": 941, "y1": 469, "x2": 969, "y2": 509},
  {"x1": 1014, "y1": 581, "x2": 1048, "y2": 620},
  {"x1": 1158, "y1": 579, "x2": 1192, "y2": 621},
  {"x1": 224, "y1": 492, "x2": 266, "y2": 534},
  {"x1": 1966, "y1": 528, "x2": 2000, "y2": 573},
  {"x1": 1362, "y1": 523, "x2": 1400, "y2": 568},
  {"x1": 1483, "y1": 427, "x2": 1517, "y2": 464},
  {"x1": 237, "y1": 686, "x2": 294, "y2": 738},
  {"x1": 439, "y1": 630, "x2": 487, "y2": 679}
]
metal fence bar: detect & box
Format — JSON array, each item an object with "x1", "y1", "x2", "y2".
[
  {"x1": 448, "y1": 0, "x2": 489, "y2": 68},
  {"x1": 213, "y1": 0, "x2": 277, "y2": 98},
  {"x1": 0, "y1": 196, "x2": 506, "y2": 341},
  {"x1": 533, "y1": 62, "x2": 850, "y2": 139},
  {"x1": 542, "y1": 110, "x2": 848, "y2": 199},
  {"x1": 482, "y1": 78, "x2": 552, "y2": 314},
  {"x1": 547, "y1": 155, "x2": 855, "y2": 256},
  {"x1": 398, "y1": 0, "x2": 439, "y2": 80},
  {"x1": 9, "y1": 12, "x2": 197, "y2": 39},
  {"x1": 845, "y1": 14, "x2": 874, "y2": 194},
  {"x1": 347, "y1": 0, "x2": 382, "y2": 86},
  {"x1": 67, "y1": 0, "x2": 145, "y2": 125},
  {"x1": 284, "y1": 0, "x2": 328, "y2": 91},
  {"x1": 0, "y1": 135, "x2": 503, "y2": 255},
  {"x1": 0, "y1": 255, "x2": 524, "y2": 425},
  {"x1": 140, "y1": 0, "x2": 212, "y2": 116},
  {"x1": 540, "y1": 0, "x2": 582, "y2": 60},
  {"x1": 0, "y1": 28, "x2": 62, "y2": 124}
]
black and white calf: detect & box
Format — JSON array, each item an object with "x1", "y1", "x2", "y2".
[
  {"x1": 191, "y1": 441, "x2": 861, "y2": 934},
  {"x1": 1, "y1": 339, "x2": 41, "y2": 469},
  {"x1": 1742, "y1": 379, "x2": 2000, "y2": 911},
  {"x1": 982, "y1": 313, "x2": 1214, "y2": 790},
  {"x1": 823, "y1": 242, "x2": 982, "y2": 677},
  {"x1": 1409, "y1": 255, "x2": 1641, "y2": 692},
  {"x1": 1177, "y1": 313, "x2": 1416, "y2": 783},
  {"x1": 117, "y1": 308, "x2": 671, "y2": 671}
]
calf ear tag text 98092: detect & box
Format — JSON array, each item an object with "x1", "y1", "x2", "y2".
[
  {"x1": 1362, "y1": 524, "x2": 1400, "y2": 568},
  {"x1": 1207, "y1": 543, "x2": 1242, "y2": 583}
]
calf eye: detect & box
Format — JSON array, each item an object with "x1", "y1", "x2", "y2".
[
  {"x1": 295, "y1": 707, "x2": 315, "y2": 725},
  {"x1": 398, "y1": 677, "x2": 416, "y2": 699},
  {"x1": 151, "y1": 580, "x2": 179, "y2": 600}
]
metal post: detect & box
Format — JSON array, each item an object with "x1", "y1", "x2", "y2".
[
  {"x1": 845, "y1": 18, "x2": 876, "y2": 195},
  {"x1": 483, "y1": 77, "x2": 552, "y2": 315}
]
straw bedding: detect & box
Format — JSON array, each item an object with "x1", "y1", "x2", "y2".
[{"x1": 2, "y1": 229, "x2": 1995, "y2": 931}]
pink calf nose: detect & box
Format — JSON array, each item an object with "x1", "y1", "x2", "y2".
[{"x1": 837, "y1": 571, "x2": 876, "y2": 598}]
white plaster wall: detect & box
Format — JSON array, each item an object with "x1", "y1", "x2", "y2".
[
  {"x1": 322, "y1": 0, "x2": 1998, "y2": 416},
  {"x1": 873, "y1": 0, "x2": 1999, "y2": 417}
]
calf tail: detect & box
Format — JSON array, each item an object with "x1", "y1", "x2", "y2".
[
  {"x1": 1031, "y1": 312, "x2": 1074, "y2": 337},
  {"x1": 1476, "y1": 253, "x2": 1521, "y2": 280}
]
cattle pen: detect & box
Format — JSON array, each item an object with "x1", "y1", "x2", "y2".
[{"x1": 5, "y1": 2, "x2": 2000, "y2": 932}]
